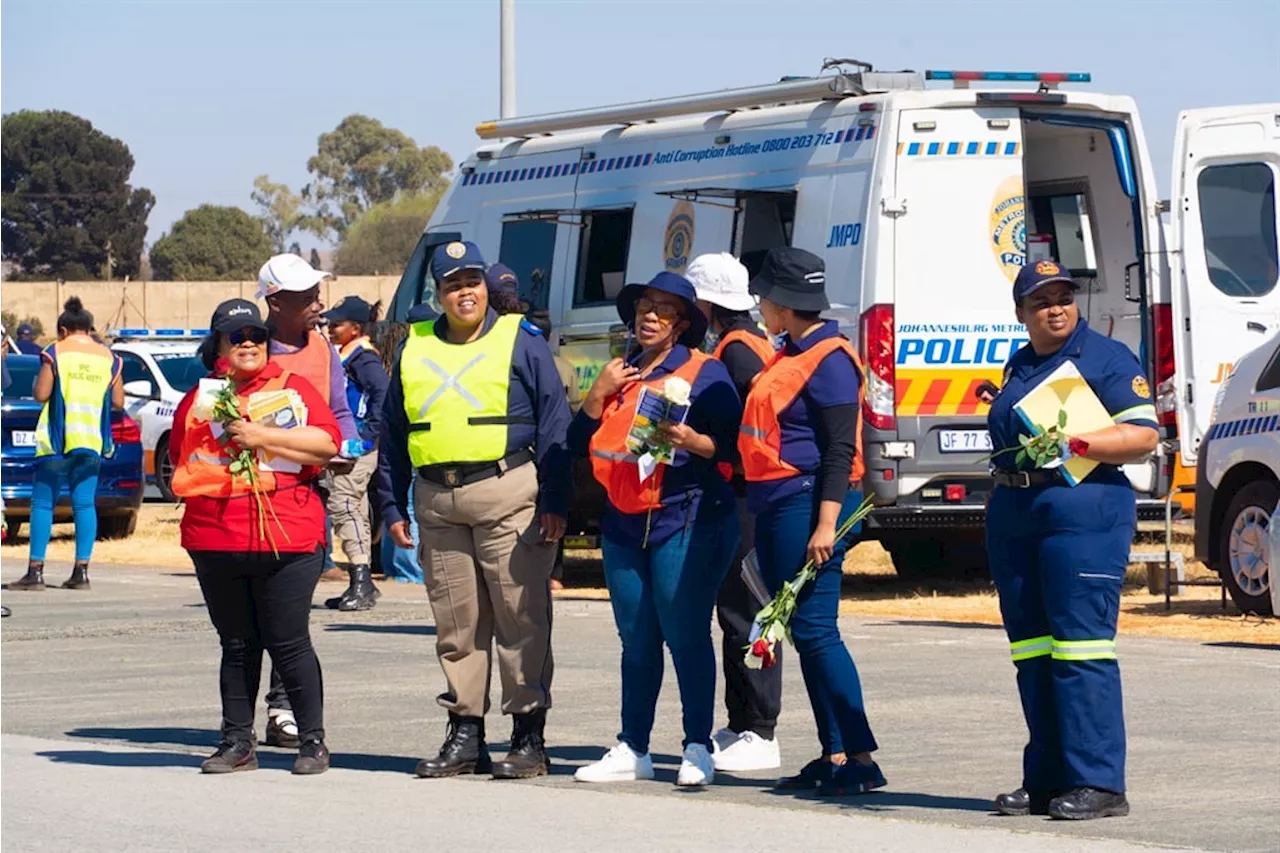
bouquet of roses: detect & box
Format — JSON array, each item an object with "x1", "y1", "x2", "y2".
[
  {"x1": 744, "y1": 495, "x2": 876, "y2": 670},
  {"x1": 193, "y1": 359, "x2": 289, "y2": 556}
]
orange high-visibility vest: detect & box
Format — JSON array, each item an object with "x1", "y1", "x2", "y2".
[
  {"x1": 171, "y1": 374, "x2": 291, "y2": 499},
  {"x1": 712, "y1": 328, "x2": 776, "y2": 364},
  {"x1": 272, "y1": 330, "x2": 333, "y2": 405},
  {"x1": 739, "y1": 336, "x2": 866, "y2": 485},
  {"x1": 589, "y1": 351, "x2": 711, "y2": 515}
]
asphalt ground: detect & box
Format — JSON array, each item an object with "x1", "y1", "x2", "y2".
[{"x1": 2, "y1": 562, "x2": 1278, "y2": 852}]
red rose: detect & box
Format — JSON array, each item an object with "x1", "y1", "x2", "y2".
[
  {"x1": 751, "y1": 638, "x2": 777, "y2": 669},
  {"x1": 1068, "y1": 437, "x2": 1090, "y2": 458},
  {"x1": 213, "y1": 358, "x2": 232, "y2": 378}
]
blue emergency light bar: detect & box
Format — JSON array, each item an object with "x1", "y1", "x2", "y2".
[
  {"x1": 109, "y1": 328, "x2": 210, "y2": 338},
  {"x1": 926, "y1": 70, "x2": 1092, "y2": 83}
]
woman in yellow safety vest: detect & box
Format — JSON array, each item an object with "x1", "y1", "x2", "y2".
[{"x1": 9, "y1": 298, "x2": 123, "y2": 592}]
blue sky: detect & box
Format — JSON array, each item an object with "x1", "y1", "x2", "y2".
[{"x1": 4, "y1": 0, "x2": 1277, "y2": 249}]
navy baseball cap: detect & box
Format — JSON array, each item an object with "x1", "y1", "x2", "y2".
[
  {"x1": 430, "y1": 240, "x2": 486, "y2": 283},
  {"x1": 210, "y1": 298, "x2": 268, "y2": 333},
  {"x1": 485, "y1": 263, "x2": 519, "y2": 293},
  {"x1": 1013, "y1": 259, "x2": 1078, "y2": 304},
  {"x1": 323, "y1": 295, "x2": 374, "y2": 324}
]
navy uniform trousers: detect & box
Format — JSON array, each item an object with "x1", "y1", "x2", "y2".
[{"x1": 986, "y1": 478, "x2": 1132, "y2": 795}]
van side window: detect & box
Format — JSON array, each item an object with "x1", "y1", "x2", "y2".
[
  {"x1": 575, "y1": 209, "x2": 633, "y2": 307},
  {"x1": 498, "y1": 220, "x2": 557, "y2": 312},
  {"x1": 1197, "y1": 163, "x2": 1279, "y2": 298},
  {"x1": 734, "y1": 192, "x2": 797, "y2": 280},
  {"x1": 1028, "y1": 191, "x2": 1097, "y2": 276}
]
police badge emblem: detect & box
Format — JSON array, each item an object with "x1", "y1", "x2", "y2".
[
  {"x1": 445, "y1": 242, "x2": 467, "y2": 259},
  {"x1": 1132, "y1": 375, "x2": 1151, "y2": 399}
]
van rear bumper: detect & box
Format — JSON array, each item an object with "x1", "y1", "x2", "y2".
[{"x1": 865, "y1": 495, "x2": 1177, "y2": 533}]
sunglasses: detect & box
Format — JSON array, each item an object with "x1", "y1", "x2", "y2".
[
  {"x1": 634, "y1": 297, "x2": 683, "y2": 322},
  {"x1": 228, "y1": 328, "x2": 269, "y2": 346}
]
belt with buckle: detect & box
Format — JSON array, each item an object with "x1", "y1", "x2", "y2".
[
  {"x1": 992, "y1": 469, "x2": 1063, "y2": 489},
  {"x1": 418, "y1": 448, "x2": 534, "y2": 489}
]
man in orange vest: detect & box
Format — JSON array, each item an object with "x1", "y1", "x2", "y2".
[
  {"x1": 685, "y1": 252, "x2": 783, "y2": 774},
  {"x1": 255, "y1": 253, "x2": 365, "y2": 749}
]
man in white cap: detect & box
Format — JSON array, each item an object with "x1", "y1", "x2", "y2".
[
  {"x1": 254, "y1": 253, "x2": 367, "y2": 748},
  {"x1": 685, "y1": 251, "x2": 783, "y2": 773}
]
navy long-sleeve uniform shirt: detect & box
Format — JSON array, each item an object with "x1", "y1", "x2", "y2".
[
  {"x1": 344, "y1": 347, "x2": 390, "y2": 444},
  {"x1": 568, "y1": 344, "x2": 742, "y2": 548},
  {"x1": 376, "y1": 309, "x2": 573, "y2": 526}
]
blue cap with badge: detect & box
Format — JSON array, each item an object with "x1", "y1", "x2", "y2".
[
  {"x1": 430, "y1": 240, "x2": 487, "y2": 283},
  {"x1": 1012, "y1": 259, "x2": 1078, "y2": 304}
]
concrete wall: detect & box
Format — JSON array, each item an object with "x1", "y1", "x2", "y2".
[{"x1": 1, "y1": 276, "x2": 402, "y2": 333}]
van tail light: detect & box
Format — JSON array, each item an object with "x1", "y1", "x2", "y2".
[
  {"x1": 112, "y1": 413, "x2": 142, "y2": 444},
  {"x1": 860, "y1": 304, "x2": 896, "y2": 430},
  {"x1": 1152, "y1": 304, "x2": 1177, "y2": 428}
]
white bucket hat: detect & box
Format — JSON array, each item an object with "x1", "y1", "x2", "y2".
[
  {"x1": 256, "y1": 253, "x2": 332, "y2": 300},
  {"x1": 685, "y1": 252, "x2": 754, "y2": 312}
]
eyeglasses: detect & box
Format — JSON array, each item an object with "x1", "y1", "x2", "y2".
[
  {"x1": 634, "y1": 297, "x2": 682, "y2": 322},
  {"x1": 228, "y1": 328, "x2": 269, "y2": 346}
]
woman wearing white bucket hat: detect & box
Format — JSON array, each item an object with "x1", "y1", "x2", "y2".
[{"x1": 685, "y1": 252, "x2": 782, "y2": 773}]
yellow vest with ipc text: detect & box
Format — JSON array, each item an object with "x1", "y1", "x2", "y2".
[
  {"x1": 401, "y1": 314, "x2": 522, "y2": 467},
  {"x1": 35, "y1": 336, "x2": 115, "y2": 458}
]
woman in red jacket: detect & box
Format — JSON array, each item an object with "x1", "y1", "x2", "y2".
[{"x1": 170, "y1": 299, "x2": 341, "y2": 776}]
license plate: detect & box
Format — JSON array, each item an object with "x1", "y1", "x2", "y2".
[
  {"x1": 11, "y1": 430, "x2": 37, "y2": 448},
  {"x1": 938, "y1": 430, "x2": 991, "y2": 453}
]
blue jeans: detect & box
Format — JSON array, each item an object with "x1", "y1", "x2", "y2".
[
  {"x1": 30, "y1": 454, "x2": 101, "y2": 562},
  {"x1": 601, "y1": 509, "x2": 739, "y2": 754},
  {"x1": 381, "y1": 482, "x2": 424, "y2": 584},
  {"x1": 755, "y1": 489, "x2": 878, "y2": 757}
]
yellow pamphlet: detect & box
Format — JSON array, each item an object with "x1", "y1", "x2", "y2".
[{"x1": 1013, "y1": 360, "x2": 1113, "y2": 487}]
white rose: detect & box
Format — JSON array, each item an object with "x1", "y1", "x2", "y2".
[
  {"x1": 190, "y1": 380, "x2": 228, "y2": 422},
  {"x1": 663, "y1": 376, "x2": 692, "y2": 407}
]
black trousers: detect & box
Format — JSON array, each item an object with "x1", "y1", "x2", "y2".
[
  {"x1": 191, "y1": 547, "x2": 325, "y2": 743},
  {"x1": 716, "y1": 496, "x2": 782, "y2": 739}
]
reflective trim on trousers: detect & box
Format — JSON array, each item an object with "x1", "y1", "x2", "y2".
[{"x1": 1009, "y1": 635, "x2": 1053, "y2": 662}]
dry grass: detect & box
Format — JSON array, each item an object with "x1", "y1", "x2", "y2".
[{"x1": 1, "y1": 503, "x2": 193, "y2": 569}]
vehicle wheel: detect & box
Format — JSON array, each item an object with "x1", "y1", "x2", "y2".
[
  {"x1": 885, "y1": 532, "x2": 988, "y2": 581},
  {"x1": 156, "y1": 434, "x2": 177, "y2": 502},
  {"x1": 97, "y1": 513, "x2": 138, "y2": 541},
  {"x1": 1216, "y1": 480, "x2": 1277, "y2": 615}
]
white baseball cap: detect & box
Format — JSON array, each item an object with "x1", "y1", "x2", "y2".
[
  {"x1": 685, "y1": 252, "x2": 754, "y2": 312},
  {"x1": 256, "y1": 253, "x2": 332, "y2": 300}
]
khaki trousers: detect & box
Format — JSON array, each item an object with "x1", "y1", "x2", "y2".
[
  {"x1": 414, "y1": 461, "x2": 556, "y2": 716},
  {"x1": 325, "y1": 449, "x2": 379, "y2": 565}
]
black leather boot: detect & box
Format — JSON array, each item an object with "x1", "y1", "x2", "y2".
[
  {"x1": 10, "y1": 561, "x2": 46, "y2": 591},
  {"x1": 415, "y1": 715, "x2": 491, "y2": 778},
  {"x1": 326, "y1": 565, "x2": 380, "y2": 611},
  {"x1": 61, "y1": 561, "x2": 90, "y2": 590},
  {"x1": 1049, "y1": 787, "x2": 1129, "y2": 820},
  {"x1": 492, "y1": 709, "x2": 549, "y2": 779},
  {"x1": 994, "y1": 787, "x2": 1055, "y2": 816}
]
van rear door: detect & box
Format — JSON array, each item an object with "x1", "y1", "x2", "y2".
[{"x1": 1170, "y1": 104, "x2": 1280, "y2": 465}]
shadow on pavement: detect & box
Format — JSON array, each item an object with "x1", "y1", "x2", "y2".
[
  {"x1": 766, "y1": 788, "x2": 994, "y2": 813},
  {"x1": 323, "y1": 623, "x2": 436, "y2": 636},
  {"x1": 872, "y1": 620, "x2": 1003, "y2": 632},
  {"x1": 66, "y1": 726, "x2": 220, "y2": 749},
  {"x1": 1204, "y1": 641, "x2": 1280, "y2": 651},
  {"x1": 37, "y1": 749, "x2": 203, "y2": 769}
]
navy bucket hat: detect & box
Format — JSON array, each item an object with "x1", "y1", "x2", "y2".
[{"x1": 616, "y1": 271, "x2": 708, "y2": 349}]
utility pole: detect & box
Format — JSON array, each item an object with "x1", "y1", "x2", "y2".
[{"x1": 500, "y1": 0, "x2": 516, "y2": 119}]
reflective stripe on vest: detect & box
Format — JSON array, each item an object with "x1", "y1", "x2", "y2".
[
  {"x1": 738, "y1": 336, "x2": 866, "y2": 484},
  {"x1": 271, "y1": 330, "x2": 333, "y2": 405},
  {"x1": 170, "y1": 374, "x2": 289, "y2": 499},
  {"x1": 401, "y1": 314, "x2": 522, "y2": 467},
  {"x1": 711, "y1": 328, "x2": 777, "y2": 364},
  {"x1": 35, "y1": 337, "x2": 114, "y2": 458},
  {"x1": 589, "y1": 351, "x2": 710, "y2": 515}
]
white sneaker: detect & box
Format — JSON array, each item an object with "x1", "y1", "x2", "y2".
[
  {"x1": 711, "y1": 727, "x2": 740, "y2": 754},
  {"x1": 711, "y1": 730, "x2": 781, "y2": 772},
  {"x1": 574, "y1": 742, "x2": 655, "y2": 783},
  {"x1": 677, "y1": 743, "x2": 716, "y2": 787}
]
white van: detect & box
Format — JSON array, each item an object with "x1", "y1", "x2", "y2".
[{"x1": 388, "y1": 62, "x2": 1280, "y2": 577}]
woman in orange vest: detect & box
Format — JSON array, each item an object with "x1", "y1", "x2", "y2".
[
  {"x1": 738, "y1": 247, "x2": 886, "y2": 797},
  {"x1": 570, "y1": 272, "x2": 742, "y2": 787},
  {"x1": 171, "y1": 299, "x2": 342, "y2": 776}
]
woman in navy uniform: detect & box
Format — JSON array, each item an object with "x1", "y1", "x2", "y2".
[{"x1": 986, "y1": 260, "x2": 1159, "y2": 821}]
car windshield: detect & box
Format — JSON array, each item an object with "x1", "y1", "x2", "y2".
[
  {"x1": 152, "y1": 353, "x2": 205, "y2": 393},
  {"x1": 2, "y1": 357, "x2": 40, "y2": 399}
]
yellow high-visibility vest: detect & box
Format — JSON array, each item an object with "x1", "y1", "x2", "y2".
[
  {"x1": 35, "y1": 336, "x2": 115, "y2": 458},
  {"x1": 401, "y1": 314, "x2": 522, "y2": 467}
]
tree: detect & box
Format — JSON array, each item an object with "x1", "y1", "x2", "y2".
[
  {"x1": 333, "y1": 191, "x2": 443, "y2": 275},
  {"x1": 250, "y1": 174, "x2": 304, "y2": 253},
  {"x1": 302, "y1": 115, "x2": 452, "y2": 242},
  {"x1": 149, "y1": 205, "x2": 273, "y2": 281},
  {"x1": 1, "y1": 110, "x2": 154, "y2": 280}
]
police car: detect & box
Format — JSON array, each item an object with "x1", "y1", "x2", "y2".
[
  {"x1": 109, "y1": 329, "x2": 208, "y2": 501},
  {"x1": 1195, "y1": 334, "x2": 1280, "y2": 616},
  {"x1": 388, "y1": 60, "x2": 1279, "y2": 577}
]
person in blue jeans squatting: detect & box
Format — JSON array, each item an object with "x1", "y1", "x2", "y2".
[
  {"x1": 570, "y1": 271, "x2": 742, "y2": 787},
  {"x1": 10, "y1": 297, "x2": 124, "y2": 593},
  {"x1": 986, "y1": 261, "x2": 1158, "y2": 821},
  {"x1": 738, "y1": 247, "x2": 887, "y2": 798}
]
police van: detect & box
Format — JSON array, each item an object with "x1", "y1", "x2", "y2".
[{"x1": 389, "y1": 61, "x2": 1279, "y2": 576}]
